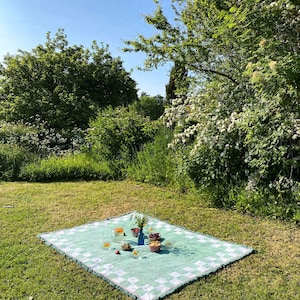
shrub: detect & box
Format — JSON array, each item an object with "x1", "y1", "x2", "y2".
[
  {"x1": 127, "y1": 126, "x2": 194, "y2": 192},
  {"x1": 87, "y1": 106, "x2": 157, "y2": 178},
  {"x1": 127, "y1": 127, "x2": 173, "y2": 184},
  {"x1": 232, "y1": 184, "x2": 300, "y2": 222},
  {"x1": 131, "y1": 94, "x2": 165, "y2": 120},
  {"x1": 19, "y1": 153, "x2": 113, "y2": 182},
  {"x1": 0, "y1": 144, "x2": 33, "y2": 181},
  {"x1": 0, "y1": 120, "x2": 87, "y2": 157}
]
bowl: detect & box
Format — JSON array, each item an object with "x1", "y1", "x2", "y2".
[
  {"x1": 131, "y1": 228, "x2": 140, "y2": 237},
  {"x1": 149, "y1": 232, "x2": 161, "y2": 241},
  {"x1": 121, "y1": 243, "x2": 133, "y2": 251},
  {"x1": 132, "y1": 249, "x2": 140, "y2": 259},
  {"x1": 149, "y1": 240, "x2": 161, "y2": 252},
  {"x1": 163, "y1": 240, "x2": 174, "y2": 250}
]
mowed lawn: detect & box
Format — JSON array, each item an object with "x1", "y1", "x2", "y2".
[{"x1": 1, "y1": 181, "x2": 299, "y2": 300}]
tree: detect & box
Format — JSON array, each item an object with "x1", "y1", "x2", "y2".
[
  {"x1": 125, "y1": 0, "x2": 299, "y2": 86},
  {"x1": 165, "y1": 61, "x2": 188, "y2": 103},
  {"x1": 0, "y1": 29, "x2": 138, "y2": 130},
  {"x1": 131, "y1": 93, "x2": 165, "y2": 120},
  {"x1": 125, "y1": 0, "x2": 300, "y2": 220}
]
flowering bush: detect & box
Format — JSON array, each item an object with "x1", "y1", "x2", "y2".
[
  {"x1": 160, "y1": 1, "x2": 300, "y2": 220},
  {"x1": 0, "y1": 118, "x2": 89, "y2": 180},
  {"x1": 0, "y1": 118, "x2": 87, "y2": 157}
]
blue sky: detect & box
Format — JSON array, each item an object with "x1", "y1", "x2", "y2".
[{"x1": 0, "y1": 0, "x2": 174, "y2": 96}]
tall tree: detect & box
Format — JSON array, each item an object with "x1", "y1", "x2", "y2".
[
  {"x1": 165, "y1": 61, "x2": 188, "y2": 103},
  {"x1": 0, "y1": 29, "x2": 138, "y2": 130},
  {"x1": 125, "y1": 0, "x2": 300, "y2": 218}
]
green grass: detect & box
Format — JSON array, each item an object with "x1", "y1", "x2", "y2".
[
  {"x1": 1, "y1": 181, "x2": 299, "y2": 300},
  {"x1": 19, "y1": 153, "x2": 113, "y2": 182}
]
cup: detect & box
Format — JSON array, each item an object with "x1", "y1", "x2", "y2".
[
  {"x1": 131, "y1": 228, "x2": 140, "y2": 237},
  {"x1": 113, "y1": 227, "x2": 124, "y2": 243}
]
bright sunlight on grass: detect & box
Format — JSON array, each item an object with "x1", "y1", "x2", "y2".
[{"x1": 1, "y1": 181, "x2": 299, "y2": 299}]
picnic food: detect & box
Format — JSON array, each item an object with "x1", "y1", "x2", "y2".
[
  {"x1": 114, "y1": 227, "x2": 124, "y2": 233},
  {"x1": 121, "y1": 243, "x2": 132, "y2": 251},
  {"x1": 132, "y1": 249, "x2": 139, "y2": 258},
  {"x1": 149, "y1": 240, "x2": 161, "y2": 252},
  {"x1": 102, "y1": 242, "x2": 111, "y2": 249},
  {"x1": 149, "y1": 232, "x2": 161, "y2": 241}
]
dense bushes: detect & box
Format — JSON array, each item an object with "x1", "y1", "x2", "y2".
[
  {"x1": 86, "y1": 106, "x2": 158, "y2": 177},
  {"x1": 0, "y1": 144, "x2": 31, "y2": 181},
  {"x1": 0, "y1": 120, "x2": 86, "y2": 157},
  {"x1": 126, "y1": 0, "x2": 300, "y2": 222},
  {"x1": 130, "y1": 94, "x2": 165, "y2": 120},
  {"x1": 127, "y1": 127, "x2": 175, "y2": 185},
  {"x1": 0, "y1": 106, "x2": 160, "y2": 182},
  {"x1": 127, "y1": 126, "x2": 194, "y2": 192}
]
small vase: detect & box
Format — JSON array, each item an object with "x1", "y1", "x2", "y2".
[{"x1": 137, "y1": 228, "x2": 144, "y2": 245}]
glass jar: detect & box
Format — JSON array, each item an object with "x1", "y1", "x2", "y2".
[{"x1": 113, "y1": 227, "x2": 124, "y2": 243}]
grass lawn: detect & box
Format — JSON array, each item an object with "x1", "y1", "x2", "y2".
[{"x1": 1, "y1": 180, "x2": 299, "y2": 299}]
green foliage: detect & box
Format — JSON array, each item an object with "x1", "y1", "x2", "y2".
[
  {"x1": 127, "y1": 126, "x2": 194, "y2": 192},
  {"x1": 232, "y1": 184, "x2": 300, "y2": 222},
  {"x1": 0, "y1": 119, "x2": 90, "y2": 181},
  {"x1": 0, "y1": 143, "x2": 33, "y2": 181},
  {"x1": 19, "y1": 153, "x2": 112, "y2": 182},
  {"x1": 127, "y1": 127, "x2": 175, "y2": 185},
  {"x1": 127, "y1": 0, "x2": 300, "y2": 220},
  {"x1": 0, "y1": 29, "x2": 138, "y2": 130},
  {"x1": 131, "y1": 93, "x2": 165, "y2": 120},
  {"x1": 87, "y1": 106, "x2": 157, "y2": 177},
  {"x1": 165, "y1": 61, "x2": 189, "y2": 103}
]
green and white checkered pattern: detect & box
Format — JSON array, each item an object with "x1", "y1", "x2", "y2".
[{"x1": 39, "y1": 212, "x2": 253, "y2": 300}]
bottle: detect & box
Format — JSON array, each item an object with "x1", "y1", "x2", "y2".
[{"x1": 137, "y1": 228, "x2": 144, "y2": 245}]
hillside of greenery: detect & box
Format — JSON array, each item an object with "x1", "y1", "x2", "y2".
[{"x1": 0, "y1": 1, "x2": 299, "y2": 222}]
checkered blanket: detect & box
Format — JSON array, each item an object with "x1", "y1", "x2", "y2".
[{"x1": 38, "y1": 212, "x2": 253, "y2": 300}]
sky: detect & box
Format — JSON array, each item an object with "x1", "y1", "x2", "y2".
[{"x1": 0, "y1": 0, "x2": 174, "y2": 97}]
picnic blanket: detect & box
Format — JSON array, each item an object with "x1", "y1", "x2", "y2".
[{"x1": 38, "y1": 212, "x2": 254, "y2": 300}]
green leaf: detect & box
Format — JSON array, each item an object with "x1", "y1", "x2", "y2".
[
  {"x1": 229, "y1": 6, "x2": 237, "y2": 13},
  {"x1": 228, "y1": 22, "x2": 237, "y2": 29}
]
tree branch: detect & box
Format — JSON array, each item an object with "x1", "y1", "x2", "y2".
[{"x1": 198, "y1": 66, "x2": 239, "y2": 85}]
